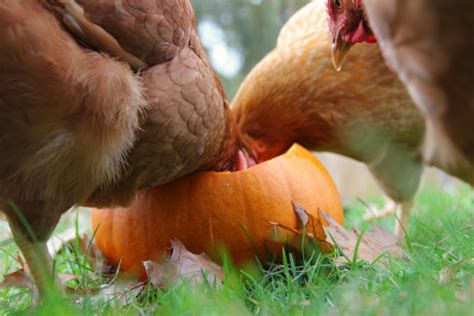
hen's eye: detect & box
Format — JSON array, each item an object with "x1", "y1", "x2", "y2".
[{"x1": 333, "y1": 0, "x2": 341, "y2": 8}]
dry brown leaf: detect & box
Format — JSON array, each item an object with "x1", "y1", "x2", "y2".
[
  {"x1": 1, "y1": 230, "x2": 112, "y2": 298},
  {"x1": 317, "y1": 209, "x2": 401, "y2": 263},
  {"x1": 58, "y1": 273, "x2": 80, "y2": 285},
  {"x1": 264, "y1": 204, "x2": 400, "y2": 263},
  {"x1": 264, "y1": 220, "x2": 304, "y2": 236},
  {"x1": 144, "y1": 240, "x2": 223, "y2": 289},
  {"x1": 265, "y1": 203, "x2": 328, "y2": 242},
  {"x1": 86, "y1": 279, "x2": 145, "y2": 305},
  {"x1": 292, "y1": 202, "x2": 309, "y2": 226},
  {"x1": 0, "y1": 269, "x2": 35, "y2": 291},
  {"x1": 0, "y1": 255, "x2": 38, "y2": 296},
  {"x1": 0, "y1": 267, "x2": 79, "y2": 293},
  {"x1": 355, "y1": 225, "x2": 400, "y2": 254},
  {"x1": 1, "y1": 253, "x2": 81, "y2": 296},
  {"x1": 306, "y1": 208, "x2": 328, "y2": 242}
]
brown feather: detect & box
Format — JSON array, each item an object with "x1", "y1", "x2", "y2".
[
  {"x1": 233, "y1": 1, "x2": 425, "y2": 203},
  {"x1": 364, "y1": 0, "x2": 474, "y2": 182},
  {"x1": 1, "y1": 0, "x2": 239, "y2": 238}
]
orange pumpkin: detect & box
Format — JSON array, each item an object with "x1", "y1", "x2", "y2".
[{"x1": 92, "y1": 144, "x2": 343, "y2": 278}]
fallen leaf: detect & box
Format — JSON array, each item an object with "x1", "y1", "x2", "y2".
[
  {"x1": 265, "y1": 203, "x2": 328, "y2": 242},
  {"x1": 264, "y1": 205, "x2": 400, "y2": 263},
  {"x1": 264, "y1": 220, "x2": 303, "y2": 236},
  {"x1": 144, "y1": 240, "x2": 223, "y2": 289},
  {"x1": 1, "y1": 254, "x2": 81, "y2": 296},
  {"x1": 0, "y1": 267, "x2": 78, "y2": 294},
  {"x1": 58, "y1": 273, "x2": 80, "y2": 285},
  {"x1": 0, "y1": 269, "x2": 35, "y2": 292},
  {"x1": 355, "y1": 225, "x2": 400, "y2": 255},
  {"x1": 0, "y1": 255, "x2": 37, "y2": 295},
  {"x1": 292, "y1": 202, "x2": 309, "y2": 226},
  {"x1": 317, "y1": 209, "x2": 401, "y2": 263},
  {"x1": 86, "y1": 278, "x2": 145, "y2": 306}
]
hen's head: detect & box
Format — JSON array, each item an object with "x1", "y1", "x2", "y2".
[{"x1": 325, "y1": 0, "x2": 376, "y2": 71}]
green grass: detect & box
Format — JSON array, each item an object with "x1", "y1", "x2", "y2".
[{"x1": 0, "y1": 184, "x2": 473, "y2": 315}]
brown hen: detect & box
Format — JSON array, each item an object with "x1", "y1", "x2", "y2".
[
  {"x1": 326, "y1": 0, "x2": 474, "y2": 181},
  {"x1": 232, "y1": 1, "x2": 471, "y2": 241},
  {"x1": 0, "y1": 0, "x2": 244, "y2": 297}
]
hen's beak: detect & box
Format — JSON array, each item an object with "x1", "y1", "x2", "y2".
[{"x1": 331, "y1": 31, "x2": 353, "y2": 72}]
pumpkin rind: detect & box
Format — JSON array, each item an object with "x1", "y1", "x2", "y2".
[{"x1": 92, "y1": 144, "x2": 343, "y2": 278}]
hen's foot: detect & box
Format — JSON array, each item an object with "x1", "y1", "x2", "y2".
[
  {"x1": 394, "y1": 201, "x2": 412, "y2": 242},
  {"x1": 362, "y1": 199, "x2": 398, "y2": 221},
  {"x1": 363, "y1": 200, "x2": 412, "y2": 242}
]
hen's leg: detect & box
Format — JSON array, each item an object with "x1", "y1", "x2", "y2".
[
  {"x1": 363, "y1": 199, "x2": 413, "y2": 240},
  {"x1": 394, "y1": 200, "x2": 413, "y2": 240},
  {"x1": 5, "y1": 201, "x2": 65, "y2": 299},
  {"x1": 367, "y1": 141, "x2": 422, "y2": 239},
  {"x1": 11, "y1": 231, "x2": 63, "y2": 299}
]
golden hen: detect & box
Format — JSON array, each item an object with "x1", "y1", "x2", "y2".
[
  {"x1": 233, "y1": 1, "x2": 472, "y2": 240},
  {"x1": 326, "y1": 0, "x2": 474, "y2": 180},
  {"x1": 0, "y1": 0, "x2": 246, "y2": 297}
]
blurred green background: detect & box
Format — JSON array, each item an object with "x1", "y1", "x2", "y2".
[{"x1": 192, "y1": 0, "x2": 309, "y2": 99}]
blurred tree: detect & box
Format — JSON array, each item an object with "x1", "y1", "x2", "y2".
[{"x1": 192, "y1": 0, "x2": 308, "y2": 98}]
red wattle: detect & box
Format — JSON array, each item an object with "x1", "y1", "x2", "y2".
[
  {"x1": 344, "y1": 20, "x2": 376, "y2": 44},
  {"x1": 344, "y1": 20, "x2": 367, "y2": 43}
]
